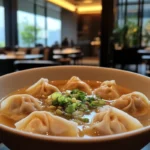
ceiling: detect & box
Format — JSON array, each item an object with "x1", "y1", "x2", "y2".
[
  {"x1": 47, "y1": 0, "x2": 102, "y2": 14},
  {"x1": 66, "y1": 0, "x2": 101, "y2": 6}
]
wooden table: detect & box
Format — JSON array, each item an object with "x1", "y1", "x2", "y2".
[
  {"x1": 53, "y1": 49, "x2": 81, "y2": 57},
  {"x1": 53, "y1": 49, "x2": 82, "y2": 65}
]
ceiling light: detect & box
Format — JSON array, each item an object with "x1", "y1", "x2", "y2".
[
  {"x1": 83, "y1": 0, "x2": 93, "y2": 4},
  {"x1": 77, "y1": 5, "x2": 102, "y2": 14},
  {"x1": 47, "y1": 0, "x2": 76, "y2": 12}
]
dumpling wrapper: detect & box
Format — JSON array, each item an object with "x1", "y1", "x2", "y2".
[
  {"x1": 94, "y1": 80, "x2": 120, "y2": 100},
  {"x1": 26, "y1": 78, "x2": 60, "y2": 98},
  {"x1": 111, "y1": 92, "x2": 150, "y2": 117},
  {"x1": 0, "y1": 94, "x2": 42, "y2": 121},
  {"x1": 15, "y1": 111, "x2": 78, "y2": 137},
  {"x1": 63, "y1": 76, "x2": 92, "y2": 95},
  {"x1": 84, "y1": 106, "x2": 143, "y2": 136}
]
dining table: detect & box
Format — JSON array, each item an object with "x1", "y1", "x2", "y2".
[
  {"x1": 53, "y1": 48, "x2": 82, "y2": 65},
  {"x1": 137, "y1": 49, "x2": 150, "y2": 55},
  {"x1": 0, "y1": 54, "x2": 44, "y2": 75},
  {"x1": 0, "y1": 54, "x2": 43, "y2": 60},
  {"x1": 53, "y1": 48, "x2": 81, "y2": 58}
]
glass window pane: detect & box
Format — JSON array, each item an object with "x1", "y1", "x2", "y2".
[
  {"x1": 144, "y1": 0, "x2": 150, "y2": 2},
  {"x1": 47, "y1": 2, "x2": 61, "y2": 19},
  {"x1": 47, "y1": 17, "x2": 61, "y2": 46},
  {"x1": 47, "y1": 3, "x2": 61, "y2": 47},
  {"x1": 0, "y1": 0, "x2": 5, "y2": 47},
  {"x1": 142, "y1": 4, "x2": 150, "y2": 46},
  {"x1": 17, "y1": 0, "x2": 35, "y2": 47},
  {"x1": 118, "y1": 0, "x2": 126, "y2": 3},
  {"x1": 118, "y1": 5, "x2": 125, "y2": 27},
  {"x1": 127, "y1": 0, "x2": 138, "y2": 3},
  {"x1": 36, "y1": 6, "x2": 46, "y2": 46},
  {"x1": 127, "y1": 5, "x2": 138, "y2": 24}
]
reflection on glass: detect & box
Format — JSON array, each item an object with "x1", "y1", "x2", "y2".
[
  {"x1": 142, "y1": 4, "x2": 150, "y2": 46},
  {"x1": 127, "y1": 5, "x2": 138, "y2": 24},
  {"x1": 36, "y1": 6, "x2": 46, "y2": 46},
  {"x1": 0, "y1": 3, "x2": 5, "y2": 47},
  {"x1": 18, "y1": 11, "x2": 35, "y2": 47},
  {"x1": 127, "y1": 0, "x2": 138, "y2": 3},
  {"x1": 47, "y1": 17, "x2": 61, "y2": 47},
  {"x1": 118, "y1": 5, "x2": 125, "y2": 27},
  {"x1": 144, "y1": 0, "x2": 150, "y2": 2}
]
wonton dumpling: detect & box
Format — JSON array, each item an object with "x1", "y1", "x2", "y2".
[
  {"x1": 15, "y1": 111, "x2": 78, "y2": 137},
  {"x1": 0, "y1": 94, "x2": 42, "y2": 121},
  {"x1": 111, "y1": 92, "x2": 150, "y2": 117},
  {"x1": 84, "y1": 106, "x2": 143, "y2": 136},
  {"x1": 26, "y1": 78, "x2": 60, "y2": 98},
  {"x1": 94, "y1": 80, "x2": 120, "y2": 100},
  {"x1": 63, "y1": 76, "x2": 92, "y2": 95}
]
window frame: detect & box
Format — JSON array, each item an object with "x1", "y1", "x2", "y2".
[
  {"x1": 117, "y1": 0, "x2": 150, "y2": 47},
  {"x1": 17, "y1": 0, "x2": 61, "y2": 47}
]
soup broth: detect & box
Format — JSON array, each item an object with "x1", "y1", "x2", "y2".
[{"x1": 0, "y1": 77, "x2": 149, "y2": 137}]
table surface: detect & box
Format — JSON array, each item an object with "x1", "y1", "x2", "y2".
[
  {"x1": 53, "y1": 49, "x2": 81, "y2": 55},
  {"x1": 0, "y1": 54, "x2": 43, "y2": 60},
  {"x1": 137, "y1": 49, "x2": 150, "y2": 54}
]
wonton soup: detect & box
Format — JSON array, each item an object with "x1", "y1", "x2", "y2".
[{"x1": 0, "y1": 76, "x2": 149, "y2": 137}]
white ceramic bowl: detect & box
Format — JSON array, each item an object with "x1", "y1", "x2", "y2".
[{"x1": 0, "y1": 66, "x2": 149, "y2": 150}]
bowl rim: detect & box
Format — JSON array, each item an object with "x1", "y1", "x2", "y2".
[{"x1": 0, "y1": 65, "x2": 150, "y2": 142}]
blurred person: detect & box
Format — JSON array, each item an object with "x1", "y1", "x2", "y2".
[
  {"x1": 70, "y1": 39, "x2": 75, "y2": 47},
  {"x1": 52, "y1": 41, "x2": 59, "y2": 49},
  {"x1": 61, "y1": 37, "x2": 69, "y2": 47}
]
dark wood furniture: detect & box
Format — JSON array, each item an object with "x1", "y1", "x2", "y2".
[
  {"x1": 113, "y1": 49, "x2": 142, "y2": 72},
  {"x1": 14, "y1": 60, "x2": 60, "y2": 70},
  {"x1": 0, "y1": 54, "x2": 44, "y2": 75}
]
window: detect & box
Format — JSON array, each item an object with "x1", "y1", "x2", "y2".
[
  {"x1": 47, "y1": 17, "x2": 61, "y2": 46},
  {"x1": 127, "y1": 0, "x2": 138, "y2": 2},
  {"x1": 126, "y1": 5, "x2": 138, "y2": 24},
  {"x1": 47, "y1": 3, "x2": 61, "y2": 47},
  {"x1": 17, "y1": 0, "x2": 35, "y2": 47},
  {"x1": 118, "y1": 5, "x2": 125, "y2": 27},
  {"x1": 36, "y1": 0, "x2": 46, "y2": 46},
  {"x1": 117, "y1": 0, "x2": 150, "y2": 47},
  {"x1": 17, "y1": 0, "x2": 62, "y2": 47},
  {"x1": 142, "y1": 3, "x2": 150, "y2": 46},
  {"x1": 0, "y1": 0, "x2": 5, "y2": 47}
]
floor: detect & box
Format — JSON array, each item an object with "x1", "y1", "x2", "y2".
[{"x1": 80, "y1": 57, "x2": 149, "y2": 77}]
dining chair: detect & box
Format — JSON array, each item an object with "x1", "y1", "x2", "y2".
[
  {"x1": 0, "y1": 59, "x2": 15, "y2": 75},
  {"x1": 113, "y1": 49, "x2": 142, "y2": 73},
  {"x1": 68, "y1": 52, "x2": 84, "y2": 65}
]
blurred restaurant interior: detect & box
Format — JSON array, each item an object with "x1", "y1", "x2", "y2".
[{"x1": 0, "y1": 0, "x2": 150, "y2": 76}]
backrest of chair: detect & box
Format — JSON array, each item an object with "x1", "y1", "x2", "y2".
[
  {"x1": 113, "y1": 48, "x2": 141, "y2": 65},
  {"x1": 31, "y1": 48, "x2": 40, "y2": 55},
  {"x1": 0, "y1": 59, "x2": 15, "y2": 75},
  {"x1": 43, "y1": 47, "x2": 50, "y2": 60}
]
